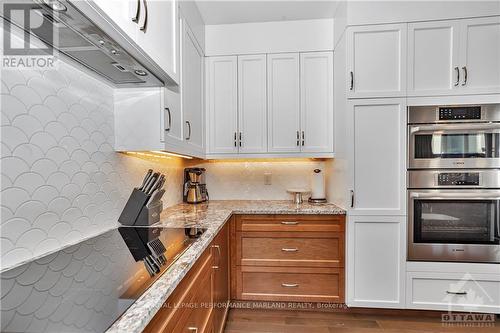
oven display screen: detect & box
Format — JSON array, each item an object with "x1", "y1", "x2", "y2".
[
  {"x1": 438, "y1": 173, "x2": 480, "y2": 186},
  {"x1": 439, "y1": 106, "x2": 481, "y2": 120}
]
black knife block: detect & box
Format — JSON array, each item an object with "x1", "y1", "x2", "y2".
[
  {"x1": 118, "y1": 188, "x2": 150, "y2": 226},
  {"x1": 135, "y1": 201, "x2": 163, "y2": 226}
]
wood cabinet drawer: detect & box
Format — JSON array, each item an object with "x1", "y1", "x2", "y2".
[
  {"x1": 237, "y1": 232, "x2": 344, "y2": 267},
  {"x1": 235, "y1": 215, "x2": 345, "y2": 232},
  {"x1": 406, "y1": 272, "x2": 500, "y2": 313},
  {"x1": 236, "y1": 266, "x2": 344, "y2": 303}
]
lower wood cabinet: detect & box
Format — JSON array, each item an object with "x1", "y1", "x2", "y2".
[
  {"x1": 231, "y1": 214, "x2": 346, "y2": 304},
  {"x1": 144, "y1": 223, "x2": 230, "y2": 333}
]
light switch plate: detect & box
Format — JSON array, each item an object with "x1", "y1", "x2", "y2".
[{"x1": 264, "y1": 172, "x2": 272, "y2": 185}]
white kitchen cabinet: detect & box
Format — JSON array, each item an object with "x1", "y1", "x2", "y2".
[
  {"x1": 135, "y1": 0, "x2": 179, "y2": 83},
  {"x1": 459, "y1": 16, "x2": 500, "y2": 94},
  {"x1": 408, "y1": 21, "x2": 461, "y2": 96},
  {"x1": 181, "y1": 18, "x2": 204, "y2": 153},
  {"x1": 91, "y1": 0, "x2": 137, "y2": 39},
  {"x1": 114, "y1": 88, "x2": 165, "y2": 151},
  {"x1": 300, "y1": 52, "x2": 334, "y2": 153},
  {"x1": 267, "y1": 53, "x2": 301, "y2": 153},
  {"x1": 92, "y1": 0, "x2": 179, "y2": 84},
  {"x1": 347, "y1": 215, "x2": 406, "y2": 309},
  {"x1": 347, "y1": 24, "x2": 407, "y2": 98},
  {"x1": 207, "y1": 56, "x2": 238, "y2": 154},
  {"x1": 406, "y1": 271, "x2": 500, "y2": 314},
  {"x1": 238, "y1": 55, "x2": 268, "y2": 153},
  {"x1": 348, "y1": 98, "x2": 406, "y2": 216}
]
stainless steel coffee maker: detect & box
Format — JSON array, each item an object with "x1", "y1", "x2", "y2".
[{"x1": 183, "y1": 168, "x2": 209, "y2": 203}]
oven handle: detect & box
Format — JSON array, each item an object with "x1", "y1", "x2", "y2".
[
  {"x1": 410, "y1": 192, "x2": 500, "y2": 199},
  {"x1": 410, "y1": 123, "x2": 500, "y2": 134}
]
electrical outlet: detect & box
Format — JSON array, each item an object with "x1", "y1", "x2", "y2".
[{"x1": 264, "y1": 172, "x2": 272, "y2": 185}]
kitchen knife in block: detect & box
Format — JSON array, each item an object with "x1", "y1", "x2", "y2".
[{"x1": 118, "y1": 188, "x2": 149, "y2": 225}]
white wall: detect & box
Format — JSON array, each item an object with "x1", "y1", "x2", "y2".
[
  {"x1": 347, "y1": 1, "x2": 500, "y2": 26},
  {"x1": 0, "y1": 60, "x2": 185, "y2": 271},
  {"x1": 180, "y1": 0, "x2": 206, "y2": 52},
  {"x1": 205, "y1": 19, "x2": 334, "y2": 56},
  {"x1": 194, "y1": 159, "x2": 326, "y2": 200}
]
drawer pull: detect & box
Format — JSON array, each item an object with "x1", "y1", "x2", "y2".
[
  {"x1": 281, "y1": 221, "x2": 299, "y2": 225},
  {"x1": 281, "y1": 283, "x2": 299, "y2": 288},
  {"x1": 188, "y1": 328, "x2": 198, "y2": 333},
  {"x1": 281, "y1": 248, "x2": 298, "y2": 252},
  {"x1": 446, "y1": 290, "x2": 467, "y2": 296}
]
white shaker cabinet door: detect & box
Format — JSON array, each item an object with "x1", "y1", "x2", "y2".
[
  {"x1": 348, "y1": 98, "x2": 406, "y2": 216},
  {"x1": 238, "y1": 55, "x2": 268, "y2": 153},
  {"x1": 347, "y1": 24, "x2": 407, "y2": 98},
  {"x1": 91, "y1": 0, "x2": 137, "y2": 40},
  {"x1": 459, "y1": 16, "x2": 500, "y2": 94},
  {"x1": 181, "y1": 18, "x2": 204, "y2": 153},
  {"x1": 347, "y1": 215, "x2": 406, "y2": 309},
  {"x1": 135, "y1": 0, "x2": 179, "y2": 83},
  {"x1": 267, "y1": 53, "x2": 301, "y2": 153},
  {"x1": 300, "y1": 52, "x2": 334, "y2": 153},
  {"x1": 207, "y1": 56, "x2": 238, "y2": 154},
  {"x1": 408, "y1": 20, "x2": 461, "y2": 96}
]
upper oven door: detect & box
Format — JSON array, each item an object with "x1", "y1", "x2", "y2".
[{"x1": 408, "y1": 123, "x2": 500, "y2": 169}]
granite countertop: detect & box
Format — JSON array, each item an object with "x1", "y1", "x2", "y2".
[{"x1": 106, "y1": 200, "x2": 345, "y2": 333}]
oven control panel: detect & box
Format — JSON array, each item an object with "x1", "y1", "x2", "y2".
[
  {"x1": 439, "y1": 106, "x2": 481, "y2": 120},
  {"x1": 438, "y1": 173, "x2": 480, "y2": 186}
]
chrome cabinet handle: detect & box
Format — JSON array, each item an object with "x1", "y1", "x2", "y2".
[
  {"x1": 185, "y1": 121, "x2": 191, "y2": 140},
  {"x1": 132, "y1": 0, "x2": 140, "y2": 22},
  {"x1": 239, "y1": 132, "x2": 242, "y2": 147},
  {"x1": 454, "y1": 67, "x2": 460, "y2": 86},
  {"x1": 462, "y1": 66, "x2": 467, "y2": 86},
  {"x1": 165, "y1": 108, "x2": 171, "y2": 132},
  {"x1": 350, "y1": 190, "x2": 354, "y2": 208},
  {"x1": 281, "y1": 248, "x2": 298, "y2": 252},
  {"x1": 211, "y1": 244, "x2": 221, "y2": 269},
  {"x1": 234, "y1": 132, "x2": 237, "y2": 147},
  {"x1": 281, "y1": 283, "x2": 299, "y2": 288},
  {"x1": 301, "y1": 131, "x2": 305, "y2": 146},
  {"x1": 296, "y1": 131, "x2": 300, "y2": 146},
  {"x1": 139, "y1": 0, "x2": 148, "y2": 31},
  {"x1": 281, "y1": 221, "x2": 299, "y2": 225},
  {"x1": 446, "y1": 290, "x2": 467, "y2": 296},
  {"x1": 349, "y1": 71, "x2": 354, "y2": 90}
]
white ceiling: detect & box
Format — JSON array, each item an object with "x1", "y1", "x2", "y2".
[{"x1": 194, "y1": 1, "x2": 338, "y2": 25}]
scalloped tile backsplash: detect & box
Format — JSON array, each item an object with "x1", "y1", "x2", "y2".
[{"x1": 1, "y1": 62, "x2": 184, "y2": 271}]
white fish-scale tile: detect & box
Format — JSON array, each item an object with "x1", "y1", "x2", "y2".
[
  {"x1": 13, "y1": 172, "x2": 45, "y2": 194},
  {"x1": 31, "y1": 185, "x2": 59, "y2": 205},
  {"x1": 16, "y1": 229, "x2": 47, "y2": 252},
  {"x1": 1, "y1": 125, "x2": 29, "y2": 150},
  {"x1": 1, "y1": 69, "x2": 26, "y2": 90},
  {"x1": 44, "y1": 122, "x2": 68, "y2": 141},
  {"x1": 29, "y1": 104, "x2": 57, "y2": 126},
  {"x1": 1, "y1": 187, "x2": 31, "y2": 210},
  {"x1": 45, "y1": 146, "x2": 70, "y2": 164},
  {"x1": 1, "y1": 94, "x2": 27, "y2": 122},
  {"x1": 29, "y1": 132, "x2": 57, "y2": 152},
  {"x1": 10, "y1": 85, "x2": 43, "y2": 109},
  {"x1": 15, "y1": 263, "x2": 49, "y2": 286},
  {"x1": 12, "y1": 143, "x2": 44, "y2": 166},
  {"x1": 30, "y1": 212, "x2": 59, "y2": 232},
  {"x1": 47, "y1": 197, "x2": 71, "y2": 216},
  {"x1": 31, "y1": 158, "x2": 58, "y2": 180},
  {"x1": 27, "y1": 76, "x2": 57, "y2": 100},
  {"x1": 1, "y1": 156, "x2": 30, "y2": 181}
]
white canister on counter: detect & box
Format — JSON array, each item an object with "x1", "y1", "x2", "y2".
[{"x1": 310, "y1": 169, "x2": 326, "y2": 203}]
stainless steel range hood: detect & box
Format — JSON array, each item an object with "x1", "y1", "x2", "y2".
[{"x1": 1, "y1": 0, "x2": 174, "y2": 87}]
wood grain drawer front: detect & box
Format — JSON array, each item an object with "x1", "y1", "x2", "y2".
[
  {"x1": 240, "y1": 236, "x2": 343, "y2": 267},
  {"x1": 238, "y1": 267, "x2": 344, "y2": 303},
  {"x1": 407, "y1": 272, "x2": 500, "y2": 313},
  {"x1": 236, "y1": 215, "x2": 345, "y2": 232}
]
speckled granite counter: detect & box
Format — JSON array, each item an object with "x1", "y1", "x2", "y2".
[{"x1": 106, "y1": 200, "x2": 345, "y2": 333}]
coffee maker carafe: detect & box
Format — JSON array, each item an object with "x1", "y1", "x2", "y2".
[{"x1": 183, "y1": 168, "x2": 209, "y2": 203}]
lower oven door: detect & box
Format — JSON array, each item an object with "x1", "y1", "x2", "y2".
[{"x1": 408, "y1": 190, "x2": 500, "y2": 263}]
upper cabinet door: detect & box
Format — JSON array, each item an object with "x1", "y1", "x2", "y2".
[
  {"x1": 238, "y1": 55, "x2": 268, "y2": 153},
  {"x1": 181, "y1": 19, "x2": 204, "y2": 153},
  {"x1": 267, "y1": 53, "x2": 301, "y2": 153},
  {"x1": 347, "y1": 24, "x2": 407, "y2": 98},
  {"x1": 207, "y1": 56, "x2": 238, "y2": 154},
  {"x1": 408, "y1": 21, "x2": 460, "y2": 96},
  {"x1": 459, "y1": 16, "x2": 500, "y2": 94},
  {"x1": 348, "y1": 98, "x2": 406, "y2": 216},
  {"x1": 300, "y1": 52, "x2": 334, "y2": 153},
  {"x1": 135, "y1": 0, "x2": 179, "y2": 83},
  {"x1": 91, "y1": 0, "x2": 138, "y2": 39}
]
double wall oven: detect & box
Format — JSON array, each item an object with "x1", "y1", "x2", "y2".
[{"x1": 407, "y1": 104, "x2": 500, "y2": 263}]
